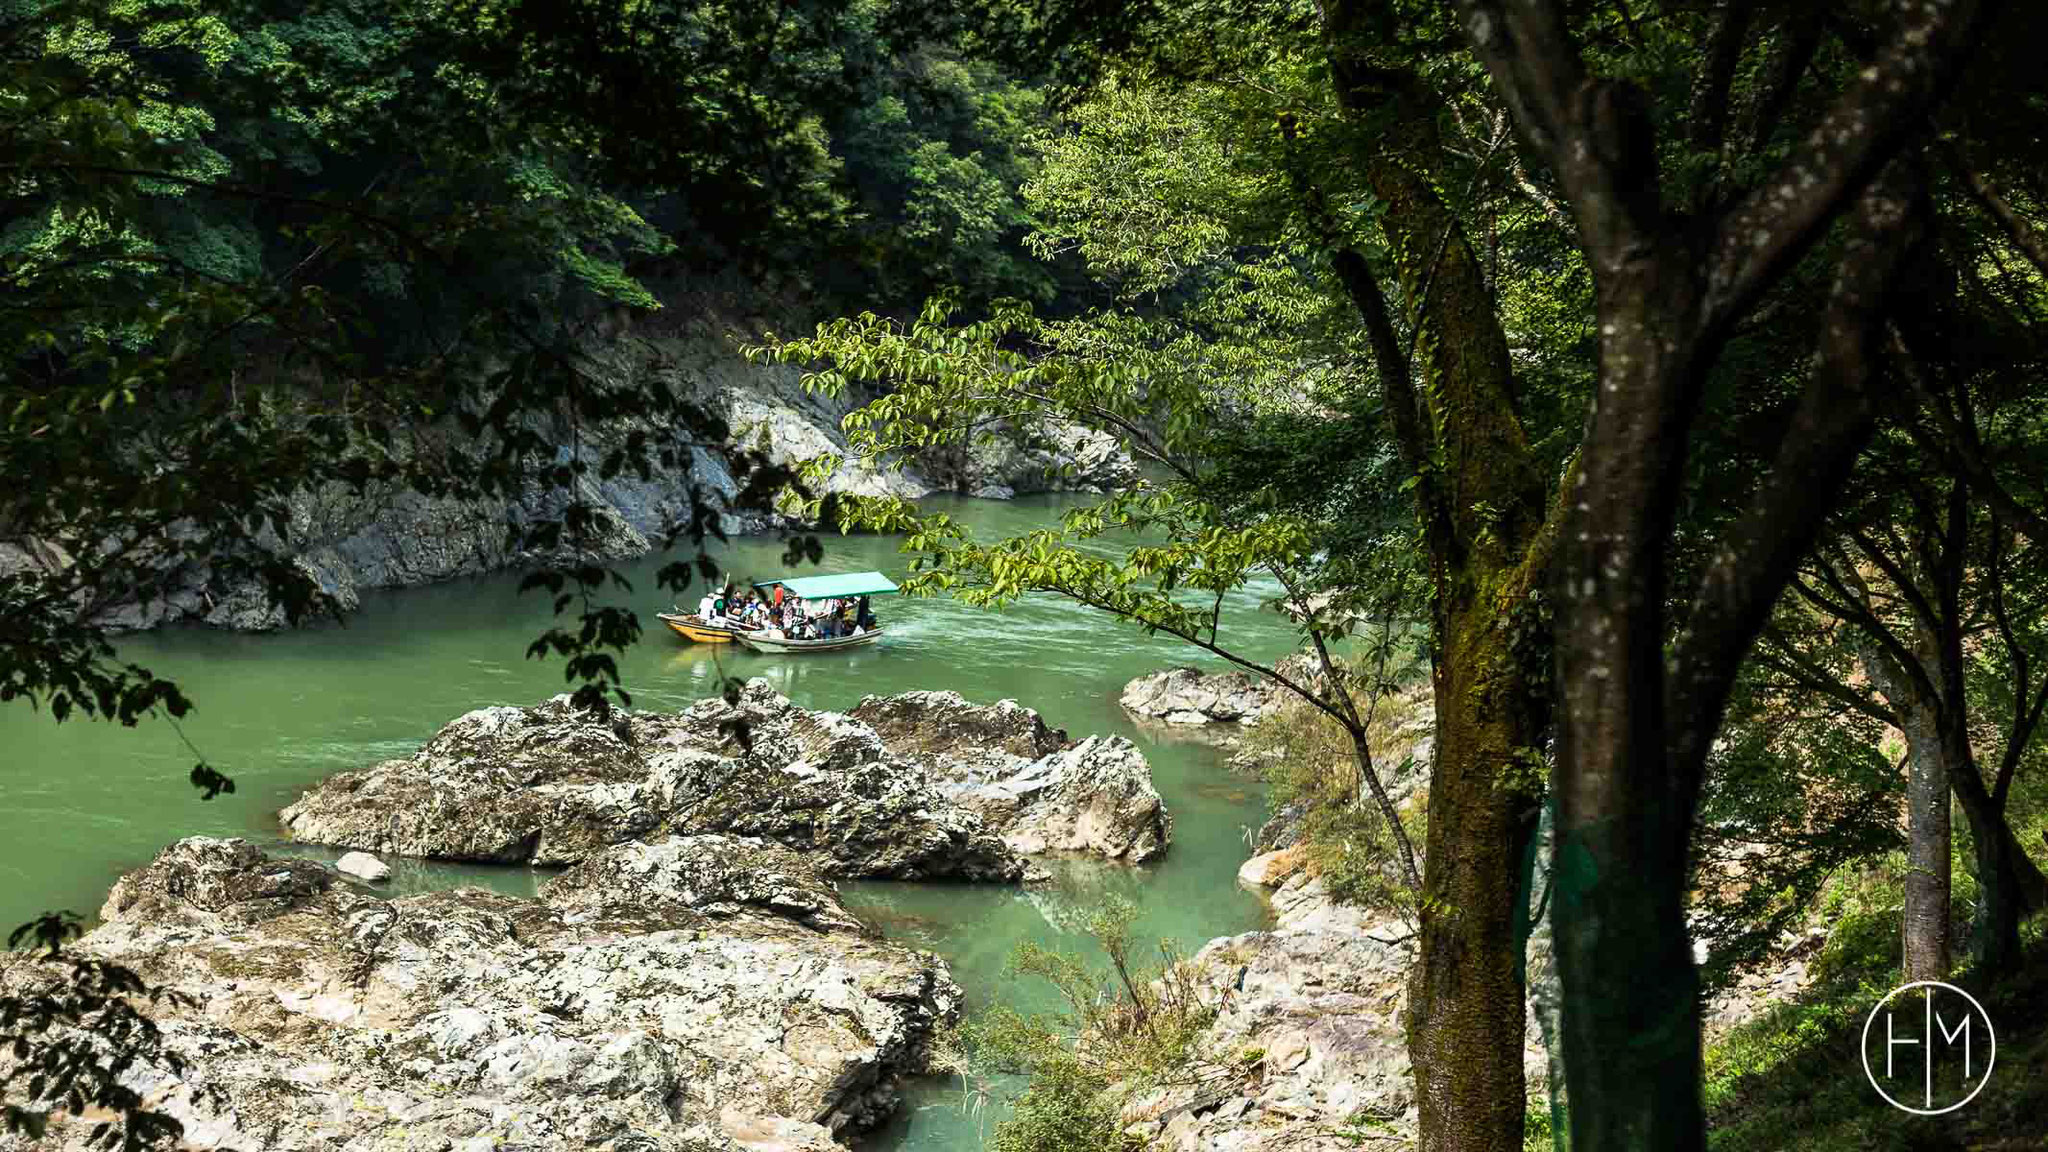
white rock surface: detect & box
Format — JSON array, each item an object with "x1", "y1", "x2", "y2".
[
  {"x1": 333, "y1": 850, "x2": 390, "y2": 882},
  {"x1": 850, "y1": 690, "x2": 1173, "y2": 862},
  {"x1": 281, "y1": 682, "x2": 1173, "y2": 874},
  {"x1": 1121, "y1": 874, "x2": 1549, "y2": 1151},
  {"x1": 0, "y1": 835, "x2": 958, "y2": 1152},
  {"x1": 1119, "y1": 656, "x2": 1330, "y2": 732}
]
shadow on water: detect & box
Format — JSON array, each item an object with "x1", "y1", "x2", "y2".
[{"x1": 0, "y1": 495, "x2": 1294, "y2": 1148}]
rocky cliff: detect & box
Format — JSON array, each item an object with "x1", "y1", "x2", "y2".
[{"x1": 90, "y1": 310, "x2": 1135, "y2": 632}]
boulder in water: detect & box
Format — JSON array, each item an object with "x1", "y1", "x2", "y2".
[
  {"x1": 1118, "y1": 656, "x2": 1329, "y2": 733},
  {"x1": 851, "y1": 690, "x2": 1171, "y2": 862},
  {"x1": 280, "y1": 681, "x2": 1027, "y2": 881},
  {"x1": 333, "y1": 850, "x2": 390, "y2": 882}
]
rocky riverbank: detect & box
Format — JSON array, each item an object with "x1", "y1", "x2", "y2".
[
  {"x1": 66, "y1": 311, "x2": 1135, "y2": 633},
  {"x1": 0, "y1": 835, "x2": 958, "y2": 1151},
  {"x1": 280, "y1": 681, "x2": 1170, "y2": 875}
]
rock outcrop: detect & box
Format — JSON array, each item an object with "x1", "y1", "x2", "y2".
[
  {"x1": 92, "y1": 318, "x2": 1139, "y2": 634},
  {"x1": 850, "y1": 690, "x2": 1172, "y2": 862},
  {"x1": 912, "y1": 418, "x2": 1138, "y2": 500},
  {"x1": 1119, "y1": 655, "x2": 1329, "y2": 733},
  {"x1": 281, "y1": 682, "x2": 1027, "y2": 881},
  {"x1": 281, "y1": 682, "x2": 1172, "y2": 875},
  {"x1": 1121, "y1": 873, "x2": 1548, "y2": 1151},
  {"x1": 0, "y1": 835, "x2": 959, "y2": 1152}
]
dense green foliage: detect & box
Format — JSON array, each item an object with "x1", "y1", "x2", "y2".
[
  {"x1": 6, "y1": 0, "x2": 2048, "y2": 1149},
  {"x1": 1, "y1": 0, "x2": 1058, "y2": 737}
]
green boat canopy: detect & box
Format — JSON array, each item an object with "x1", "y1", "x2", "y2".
[{"x1": 753, "y1": 571, "x2": 900, "y2": 599}]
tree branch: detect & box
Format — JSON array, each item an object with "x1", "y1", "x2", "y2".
[
  {"x1": 1737, "y1": 7, "x2": 1824, "y2": 155},
  {"x1": 1885, "y1": 327, "x2": 2048, "y2": 543},
  {"x1": 1702, "y1": 0, "x2": 1996, "y2": 329},
  {"x1": 1753, "y1": 627, "x2": 1899, "y2": 726},
  {"x1": 1329, "y1": 248, "x2": 1449, "y2": 555},
  {"x1": 1687, "y1": 0, "x2": 1758, "y2": 160},
  {"x1": 1449, "y1": 0, "x2": 1662, "y2": 266},
  {"x1": 1668, "y1": 164, "x2": 1925, "y2": 775},
  {"x1": 1948, "y1": 152, "x2": 2048, "y2": 284}
]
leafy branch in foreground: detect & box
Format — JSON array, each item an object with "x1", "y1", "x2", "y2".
[{"x1": 750, "y1": 294, "x2": 1429, "y2": 896}]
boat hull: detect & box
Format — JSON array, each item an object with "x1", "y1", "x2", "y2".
[
  {"x1": 656, "y1": 613, "x2": 754, "y2": 644},
  {"x1": 735, "y1": 628, "x2": 883, "y2": 654}
]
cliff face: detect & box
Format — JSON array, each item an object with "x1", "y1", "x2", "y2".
[{"x1": 80, "y1": 304, "x2": 1133, "y2": 633}]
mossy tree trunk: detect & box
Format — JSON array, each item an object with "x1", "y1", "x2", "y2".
[
  {"x1": 1447, "y1": 0, "x2": 1992, "y2": 1147},
  {"x1": 1320, "y1": 9, "x2": 1556, "y2": 1149}
]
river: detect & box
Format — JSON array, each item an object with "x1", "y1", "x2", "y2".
[{"x1": 0, "y1": 495, "x2": 1304, "y2": 1148}]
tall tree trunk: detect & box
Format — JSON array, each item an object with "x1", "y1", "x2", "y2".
[
  {"x1": 1410, "y1": 599, "x2": 1545, "y2": 1152},
  {"x1": 1320, "y1": 8, "x2": 1554, "y2": 1150},
  {"x1": 1862, "y1": 631, "x2": 1953, "y2": 983},
  {"x1": 1898, "y1": 700, "x2": 1952, "y2": 981},
  {"x1": 1439, "y1": 1, "x2": 1983, "y2": 1147},
  {"x1": 1946, "y1": 755, "x2": 2048, "y2": 974},
  {"x1": 1551, "y1": 267, "x2": 1714, "y2": 1152}
]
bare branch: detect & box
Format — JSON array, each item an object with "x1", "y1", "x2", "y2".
[
  {"x1": 1737, "y1": 6, "x2": 1824, "y2": 154},
  {"x1": 1946, "y1": 148, "x2": 2048, "y2": 291},
  {"x1": 1448, "y1": 0, "x2": 1662, "y2": 265},
  {"x1": 1886, "y1": 327, "x2": 2048, "y2": 543},
  {"x1": 1753, "y1": 627, "x2": 1899, "y2": 726}
]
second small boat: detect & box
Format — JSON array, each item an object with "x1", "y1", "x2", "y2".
[{"x1": 655, "y1": 612, "x2": 755, "y2": 644}]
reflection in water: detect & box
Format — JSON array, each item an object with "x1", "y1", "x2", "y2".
[{"x1": 0, "y1": 495, "x2": 1296, "y2": 1150}]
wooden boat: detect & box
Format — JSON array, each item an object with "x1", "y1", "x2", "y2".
[
  {"x1": 736, "y1": 627, "x2": 885, "y2": 654},
  {"x1": 737, "y1": 570, "x2": 900, "y2": 655},
  {"x1": 655, "y1": 612, "x2": 756, "y2": 644}
]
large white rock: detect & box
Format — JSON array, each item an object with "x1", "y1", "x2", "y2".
[
  {"x1": 281, "y1": 682, "x2": 1173, "y2": 875},
  {"x1": 280, "y1": 682, "x2": 1027, "y2": 880},
  {"x1": 0, "y1": 836, "x2": 959, "y2": 1151},
  {"x1": 1119, "y1": 656, "x2": 1330, "y2": 733},
  {"x1": 333, "y1": 850, "x2": 390, "y2": 882},
  {"x1": 1120, "y1": 871, "x2": 1552, "y2": 1151},
  {"x1": 850, "y1": 690, "x2": 1173, "y2": 862}
]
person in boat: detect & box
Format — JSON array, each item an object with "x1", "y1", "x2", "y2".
[
  {"x1": 856, "y1": 595, "x2": 875, "y2": 631},
  {"x1": 697, "y1": 589, "x2": 717, "y2": 622}
]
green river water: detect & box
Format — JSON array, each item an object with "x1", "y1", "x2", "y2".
[{"x1": 0, "y1": 495, "x2": 1302, "y2": 1149}]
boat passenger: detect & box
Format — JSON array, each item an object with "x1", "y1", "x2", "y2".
[
  {"x1": 697, "y1": 591, "x2": 716, "y2": 621},
  {"x1": 856, "y1": 596, "x2": 875, "y2": 630}
]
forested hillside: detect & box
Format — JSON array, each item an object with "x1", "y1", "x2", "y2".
[
  {"x1": 6, "y1": 1, "x2": 2048, "y2": 1151},
  {"x1": 2, "y1": 0, "x2": 1098, "y2": 694}
]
